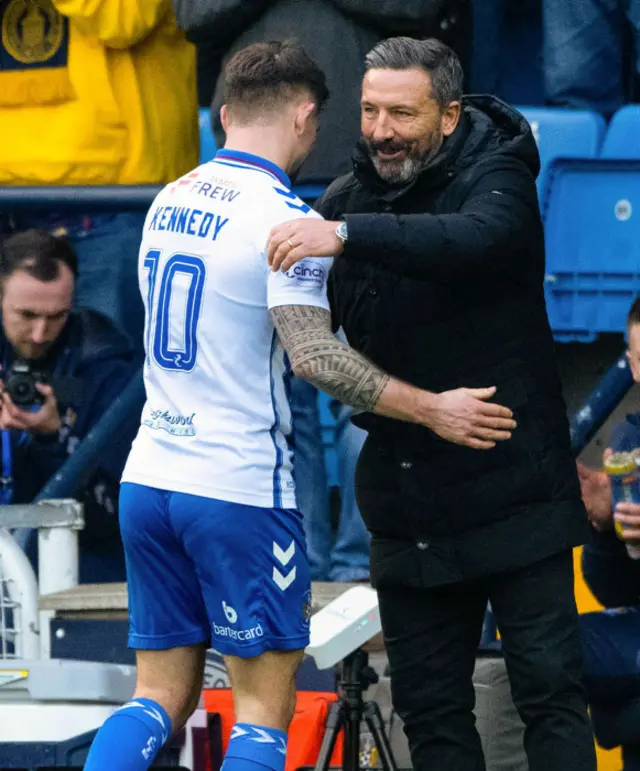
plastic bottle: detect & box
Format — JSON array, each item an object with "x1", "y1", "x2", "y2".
[{"x1": 604, "y1": 451, "x2": 640, "y2": 559}]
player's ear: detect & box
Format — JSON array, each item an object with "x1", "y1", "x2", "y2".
[
  {"x1": 220, "y1": 104, "x2": 229, "y2": 133},
  {"x1": 293, "y1": 101, "x2": 316, "y2": 137}
]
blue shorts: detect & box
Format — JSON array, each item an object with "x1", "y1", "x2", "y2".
[{"x1": 119, "y1": 483, "x2": 311, "y2": 657}]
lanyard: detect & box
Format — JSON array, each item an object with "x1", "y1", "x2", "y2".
[{"x1": 0, "y1": 430, "x2": 12, "y2": 505}]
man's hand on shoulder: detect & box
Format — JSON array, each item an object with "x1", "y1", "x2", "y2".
[
  {"x1": 0, "y1": 383, "x2": 61, "y2": 435},
  {"x1": 268, "y1": 219, "x2": 343, "y2": 272}
]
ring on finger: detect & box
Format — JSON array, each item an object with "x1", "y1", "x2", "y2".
[{"x1": 287, "y1": 238, "x2": 294, "y2": 248}]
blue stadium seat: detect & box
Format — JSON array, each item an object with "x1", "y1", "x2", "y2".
[
  {"x1": 542, "y1": 158, "x2": 640, "y2": 342},
  {"x1": 601, "y1": 105, "x2": 640, "y2": 159},
  {"x1": 317, "y1": 390, "x2": 338, "y2": 487},
  {"x1": 198, "y1": 108, "x2": 217, "y2": 164},
  {"x1": 516, "y1": 107, "x2": 606, "y2": 201}
]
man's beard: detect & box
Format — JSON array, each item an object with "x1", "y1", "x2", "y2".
[
  {"x1": 365, "y1": 131, "x2": 443, "y2": 185},
  {"x1": 15, "y1": 340, "x2": 52, "y2": 361}
]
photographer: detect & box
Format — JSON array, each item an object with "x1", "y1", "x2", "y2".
[{"x1": 0, "y1": 230, "x2": 137, "y2": 582}]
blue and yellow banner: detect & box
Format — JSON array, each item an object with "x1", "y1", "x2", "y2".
[{"x1": 0, "y1": 0, "x2": 74, "y2": 106}]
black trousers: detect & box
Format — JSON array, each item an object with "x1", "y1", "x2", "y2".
[{"x1": 377, "y1": 550, "x2": 596, "y2": 771}]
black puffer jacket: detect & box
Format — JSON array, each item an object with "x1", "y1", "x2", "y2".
[{"x1": 317, "y1": 96, "x2": 589, "y2": 588}]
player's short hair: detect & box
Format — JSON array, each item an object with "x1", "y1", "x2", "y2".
[
  {"x1": 223, "y1": 40, "x2": 329, "y2": 123},
  {"x1": 0, "y1": 229, "x2": 78, "y2": 283},
  {"x1": 364, "y1": 37, "x2": 463, "y2": 108},
  {"x1": 628, "y1": 297, "x2": 640, "y2": 329}
]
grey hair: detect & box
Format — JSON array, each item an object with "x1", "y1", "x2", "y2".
[{"x1": 364, "y1": 37, "x2": 463, "y2": 108}]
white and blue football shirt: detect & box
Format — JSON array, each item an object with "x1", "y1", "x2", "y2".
[{"x1": 122, "y1": 150, "x2": 332, "y2": 508}]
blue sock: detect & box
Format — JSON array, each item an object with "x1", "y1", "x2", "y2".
[
  {"x1": 84, "y1": 697, "x2": 172, "y2": 770},
  {"x1": 221, "y1": 722, "x2": 288, "y2": 771}
]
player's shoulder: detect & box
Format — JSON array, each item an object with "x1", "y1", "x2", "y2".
[{"x1": 262, "y1": 183, "x2": 322, "y2": 228}]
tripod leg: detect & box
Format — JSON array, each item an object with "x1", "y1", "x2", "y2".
[
  {"x1": 344, "y1": 697, "x2": 362, "y2": 771},
  {"x1": 315, "y1": 701, "x2": 346, "y2": 771},
  {"x1": 364, "y1": 702, "x2": 398, "y2": 771}
]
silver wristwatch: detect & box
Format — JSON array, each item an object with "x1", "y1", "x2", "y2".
[{"x1": 336, "y1": 221, "x2": 348, "y2": 244}]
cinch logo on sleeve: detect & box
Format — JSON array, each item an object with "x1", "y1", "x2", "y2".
[{"x1": 284, "y1": 260, "x2": 326, "y2": 287}]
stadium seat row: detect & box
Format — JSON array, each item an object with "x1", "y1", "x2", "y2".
[
  {"x1": 519, "y1": 105, "x2": 640, "y2": 195},
  {"x1": 518, "y1": 106, "x2": 640, "y2": 342}
]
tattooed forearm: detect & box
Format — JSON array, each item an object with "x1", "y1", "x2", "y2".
[{"x1": 270, "y1": 305, "x2": 390, "y2": 413}]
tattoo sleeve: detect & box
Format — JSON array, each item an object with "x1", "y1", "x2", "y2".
[{"x1": 270, "y1": 304, "x2": 390, "y2": 413}]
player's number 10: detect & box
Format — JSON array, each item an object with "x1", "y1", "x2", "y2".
[{"x1": 143, "y1": 249, "x2": 206, "y2": 372}]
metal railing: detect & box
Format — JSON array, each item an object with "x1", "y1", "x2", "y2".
[
  {"x1": 0, "y1": 184, "x2": 160, "y2": 211},
  {"x1": 34, "y1": 371, "x2": 145, "y2": 503},
  {"x1": 0, "y1": 500, "x2": 84, "y2": 660},
  {"x1": 569, "y1": 352, "x2": 634, "y2": 456},
  {"x1": 0, "y1": 550, "x2": 20, "y2": 659}
]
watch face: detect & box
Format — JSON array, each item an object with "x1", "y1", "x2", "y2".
[{"x1": 337, "y1": 222, "x2": 348, "y2": 240}]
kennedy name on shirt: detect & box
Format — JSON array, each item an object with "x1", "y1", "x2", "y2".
[{"x1": 147, "y1": 205, "x2": 229, "y2": 241}]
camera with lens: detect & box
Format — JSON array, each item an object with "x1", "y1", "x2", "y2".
[{"x1": 4, "y1": 360, "x2": 50, "y2": 408}]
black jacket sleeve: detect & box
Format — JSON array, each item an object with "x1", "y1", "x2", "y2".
[
  {"x1": 314, "y1": 188, "x2": 335, "y2": 219},
  {"x1": 582, "y1": 527, "x2": 640, "y2": 607},
  {"x1": 314, "y1": 188, "x2": 345, "y2": 332},
  {"x1": 327, "y1": 0, "x2": 446, "y2": 35},
  {"x1": 343, "y1": 158, "x2": 541, "y2": 282},
  {"x1": 172, "y1": 0, "x2": 270, "y2": 44}
]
